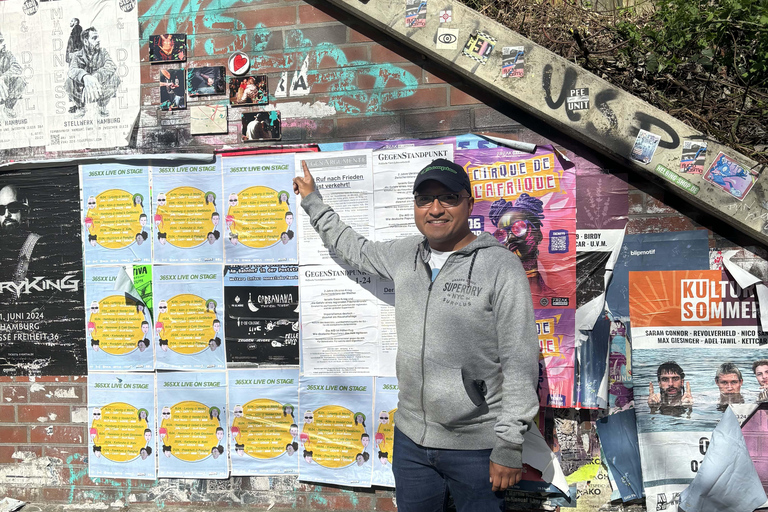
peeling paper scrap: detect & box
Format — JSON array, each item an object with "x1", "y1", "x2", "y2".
[
  {"x1": 0, "y1": 497, "x2": 25, "y2": 512},
  {"x1": 522, "y1": 427, "x2": 568, "y2": 494},
  {"x1": 680, "y1": 408, "x2": 767, "y2": 512},
  {"x1": 722, "y1": 250, "x2": 768, "y2": 331}
]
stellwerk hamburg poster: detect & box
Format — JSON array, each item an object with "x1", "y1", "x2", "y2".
[{"x1": 1, "y1": 127, "x2": 766, "y2": 506}]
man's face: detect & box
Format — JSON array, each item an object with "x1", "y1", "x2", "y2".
[
  {"x1": 304, "y1": 412, "x2": 313, "y2": 424},
  {"x1": 379, "y1": 412, "x2": 389, "y2": 424},
  {"x1": 213, "y1": 321, "x2": 220, "y2": 333},
  {"x1": 356, "y1": 454, "x2": 364, "y2": 465},
  {"x1": 85, "y1": 30, "x2": 100, "y2": 51},
  {"x1": 413, "y1": 181, "x2": 473, "y2": 251},
  {"x1": 281, "y1": 233, "x2": 289, "y2": 244},
  {"x1": 717, "y1": 373, "x2": 742, "y2": 395},
  {"x1": 216, "y1": 430, "x2": 223, "y2": 440},
  {"x1": 285, "y1": 214, "x2": 293, "y2": 225},
  {"x1": 140, "y1": 216, "x2": 147, "y2": 226},
  {"x1": 70, "y1": 19, "x2": 77, "y2": 28},
  {"x1": 207, "y1": 233, "x2": 215, "y2": 244},
  {"x1": 290, "y1": 426, "x2": 298, "y2": 436},
  {"x1": 755, "y1": 365, "x2": 768, "y2": 388},
  {"x1": 234, "y1": 407, "x2": 243, "y2": 417},
  {"x1": 286, "y1": 445, "x2": 295, "y2": 456},
  {"x1": 361, "y1": 436, "x2": 369, "y2": 448},
  {"x1": 211, "y1": 448, "x2": 219, "y2": 459},
  {"x1": 658, "y1": 370, "x2": 684, "y2": 399},
  {"x1": 140, "y1": 449, "x2": 148, "y2": 460},
  {"x1": 161, "y1": 407, "x2": 171, "y2": 420},
  {"x1": 212, "y1": 214, "x2": 219, "y2": 226},
  {"x1": 144, "y1": 431, "x2": 151, "y2": 442},
  {"x1": 0, "y1": 186, "x2": 24, "y2": 235}
]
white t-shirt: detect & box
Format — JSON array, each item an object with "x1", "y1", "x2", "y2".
[{"x1": 428, "y1": 249, "x2": 455, "y2": 281}]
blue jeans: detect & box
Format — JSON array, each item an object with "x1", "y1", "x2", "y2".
[{"x1": 392, "y1": 427, "x2": 505, "y2": 512}]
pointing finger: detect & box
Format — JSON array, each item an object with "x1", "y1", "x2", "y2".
[{"x1": 301, "y1": 160, "x2": 311, "y2": 179}]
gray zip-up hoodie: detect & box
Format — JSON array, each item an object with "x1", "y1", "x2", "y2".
[{"x1": 302, "y1": 191, "x2": 539, "y2": 468}]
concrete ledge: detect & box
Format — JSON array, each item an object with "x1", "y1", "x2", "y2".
[{"x1": 325, "y1": 0, "x2": 768, "y2": 244}]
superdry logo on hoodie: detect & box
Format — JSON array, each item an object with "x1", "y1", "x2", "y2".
[{"x1": 441, "y1": 280, "x2": 483, "y2": 307}]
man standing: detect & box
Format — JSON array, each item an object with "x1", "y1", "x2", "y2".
[
  {"x1": 294, "y1": 158, "x2": 539, "y2": 511},
  {"x1": 0, "y1": 31, "x2": 27, "y2": 119},
  {"x1": 0, "y1": 184, "x2": 41, "y2": 290},
  {"x1": 753, "y1": 360, "x2": 768, "y2": 402},
  {"x1": 715, "y1": 362, "x2": 744, "y2": 406},
  {"x1": 648, "y1": 361, "x2": 693, "y2": 406},
  {"x1": 65, "y1": 27, "x2": 121, "y2": 118}
]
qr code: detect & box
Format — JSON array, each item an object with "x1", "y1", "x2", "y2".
[
  {"x1": 549, "y1": 229, "x2": 569, "y2": 254},
  {"x1": 50, "y1": 134, "x2": 60, "y2": 145}
]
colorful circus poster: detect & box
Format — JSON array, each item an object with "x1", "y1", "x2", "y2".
[
  {"x1": 152, "y1": 162, "x2": 223, "y2": 263},
  {"x1": 228, "y1": 368, "x2": 300, "y2": 475},
  {"x1": 85, "y1": 266, "x2": 153, "y2": 371},
  {"x1": 88, "y1": 373, "x2": 156, "y2": 479},
  {"x1": 537, "y1": 309, "x2": 576, "y2": 408},
  {"x1": 153, "y1": 264, "x2": 225, "y2": 369},
  {"x1": 299, "y1": 376, "x2": 374, "y2": 487},
  {"x1": 157, "y1": 371, "x2": 229, "y2": 479},
  {"x1": 82, "y1": 163, "x2": 151, "y2": 265},
  {"x1": 222, "y1": 154, "x2": 297, "y2": 264}
]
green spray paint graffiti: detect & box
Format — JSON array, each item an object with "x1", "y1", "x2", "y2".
[
  {"x1": 65, "y1": 453, "x2": 154, "y2": 504},
  {"x1": 141, "y1": 1, "x2": 417, "y2": 115}
]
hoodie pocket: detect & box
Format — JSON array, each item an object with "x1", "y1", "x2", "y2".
[{"x1": 422, "y1": 359, "x2": 484, "y2": 426}]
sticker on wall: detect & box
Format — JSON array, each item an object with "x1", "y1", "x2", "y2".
[
  {"x1": 405, "y1": 0, "x2": 427, "y2": 27},
  {"x1": 290, "y1": 55, "x2": 310, "y2": 97},
  {"x1": 462, "y1": 32, "x2": 496, "y2": 64},
  {"x1": 190, "y1": 105, "x2": 228, "y2": 135},
  {"x1": 439, "y1": 8, "x2": 452, "y2": 22},
  {"x1": 629, "y1": 129, "x2": 661, "y2": 164},
  {"x1": 275, "y1": 71, "x2": 289, "y2": 98},
  {"x1": 566, "y1": 88, "x2": 590, "y2": 112},
  {"x1": 159, "y1": 69, "x2": 186, "y2": 111},
  {"x1": 188, "y1": 67, "x2": 226, "y2": 96},
  {"x1": 502, "y1": 46, "x2": 525, "y2": 77},
  {"x1": 228, "y1": 51, "x2": 250, "y2": 76},
  {"x1": 436, "y1": 28, "x2": 459, "y2": 50},
  {"x1": 680, "y1": 141, "x2": 708, "y2": 174},
  {"x1": 241, "y1": 111, "x2": 281, "y2": 142},
  {"x1": 229, "y1": 75, "x2": 269, "y2": 106},
  {"x1": 149, "y1": 34, "x2": 186, "y2": 63},
  {"x1": 703, "y1": 152, "x2": 757, "y2": 201}
]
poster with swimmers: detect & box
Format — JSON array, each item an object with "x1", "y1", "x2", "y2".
[
  {"x1": 157, "y1": 371, "x2": 229, "y2": 478},
  {"x1": 228, "y1": 368, "x2": 300, "y2": 475},
  {"x1": 81, "y1": 163, "x2": 151, "y2": 265},
  {"x1": 153, "y1": 264, "x2": 225, "y2": 370},
  {"x1": 298, "y1": 376, "x2": 374, "y2": 487},
  {"x1": 88, "y1": 372, "x2": 156, "y2": 479},
  {"x1": 39, "y1": 0, "x2": 140, "y2": 151},
  {"x1": 371, "y1": 377, "x2": 397, "y2": 487},
  {"x1": 224, "y1": 264, "x2": 300, "y2": 367},
  {"x1": 221, "y1": 154, "x2": 297, "y2": 264},
  {"x1": 151, "y1": 162, "x2": 223, "y2": 263},
  {"x1": 630, "y1": 268, "x2": 768, "y2": 512},
  {"x1": 85, "y1": 266, "x2": 154, "y2": 371}
]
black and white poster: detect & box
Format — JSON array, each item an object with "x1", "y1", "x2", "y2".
[
  {"x1": 224, "y1": 264, "x2": 299, "y2": 366},
  {"x1": 0, "y1": 0, "x2": 140, "y2": 151},
  {"x1": 0, "y1": 166, "x2": 85, "y2": 375}
]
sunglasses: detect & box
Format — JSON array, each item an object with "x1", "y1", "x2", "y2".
[
  {"x1": 413, "y1": 193, "x2": 468, "y2": 208},
  {"x1": 0, "y1": 202, "x2": 26, "y2": 215},
  {"x1": 380, "y1": 417, "x2": 388, "y2": 420},
  {"x1": 93, "y1": 412, "x2": 101, "y2": 416},
  {"x1": 159, "y1": 306, "x2": 167, "y2": 310},
  {"x1": 493, "y1": 218, "x2": 531, "y2": 244},
  {"x1": 87, "y1": 201, "x2": 96, "y2": 206},
  {"x1": 162, "y1": 412, "x2": 171, "y2": 416},
  {"x1": 157, "y1": 198, "x2": 166, "y2": 203},
  {"x1": 304, "y1": 416, "x2": 313, "y2": 420},
  {"x1": 229, "y1": 199, "x2": 237, "y2": 204}
]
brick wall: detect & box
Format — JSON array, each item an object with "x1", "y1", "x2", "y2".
[{"x1": 0, "y1": 0, "x2": 762, "y2": 509}]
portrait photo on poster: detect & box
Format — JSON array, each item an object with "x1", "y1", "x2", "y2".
[
  {"x1": 0, "y1": 167, "x2": 85, "y2": 376},
  {"x1": 149, "y1": 34, "x2": 187, "y2": 63},
  {"x1": 188, "y1": 67, "x2": 226, "y2": 96},
  {"x1": 159, "y1": 69, "x2": 186, "y2": 111},
  {"x1": 229, "y1": 75, "x2": 269, "y2": 106},
  {"x1": 241, "y1": 111, "x2": 281, "y2": 142}
]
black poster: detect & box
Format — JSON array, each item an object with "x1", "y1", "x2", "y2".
[
  {"x1": 224, "y1": 265, "x2": 299, "y2": 366},
  {"x1": 0, "y1": 166, "x2": 85, "y2": 375}
]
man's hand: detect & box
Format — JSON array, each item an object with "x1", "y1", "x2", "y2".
[
  {"x1": 681, "y1": 381, "x2": 693, "y2": 405},
  {"x1": 489, "y1": 461, "x2": 522, "y2": 492},
  {"x1": 83, "y1": 74, "x2": 102, "y2": 103},
  {"x1": 648, "y1": 382, "x2": 660, "y2": 405},
  {"x1": 293, "y1": 161, "x2": 316, "y2": 198}
]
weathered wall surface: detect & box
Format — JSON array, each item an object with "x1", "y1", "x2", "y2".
[{"x1": 0, "y1": 0, "x2": 762, "y2": 510}]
